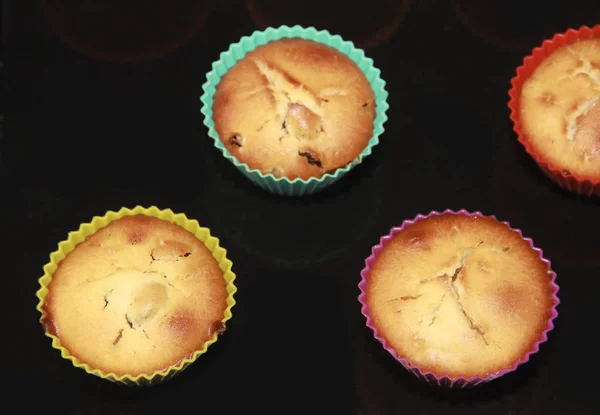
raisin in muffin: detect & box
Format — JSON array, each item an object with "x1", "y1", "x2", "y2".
[
  {"x1": 212, "y1": 38, "x2": 375, "y2": 180},
  {"x1": 364, "y1": 213, "x2": 556, "y2": 379},
  {"x1": 520, "y1": 37, "x2": 600, "y2": 180},
  {"x1": 41, "y1": 215, "x2": 228, "y2": 376}
]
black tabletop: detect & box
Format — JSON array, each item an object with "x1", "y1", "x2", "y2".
[{"x1": 4, "y1": 0, "x2": 600, "y2": 413}]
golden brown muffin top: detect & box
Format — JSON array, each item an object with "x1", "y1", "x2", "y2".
[
  {"x1": 365, "y1": 213, "x2": 555, "y2": 379},
  {"x1": 521, "y1": 38, "x2": 600, "y2": 180},
  {"x1": 43, "y1": 215, "x2": 228, "y2": 377},
  {"x1": 213, "y1": 38, "x2": 376, "y2": 180}
]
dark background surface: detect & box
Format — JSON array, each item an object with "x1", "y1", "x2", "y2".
[{"x1": 3, "y1": 0, "x2": 600, "y2": 413}]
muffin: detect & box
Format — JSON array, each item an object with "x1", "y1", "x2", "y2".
[
  {"x1": 359, "y1": 211, "x2": 559, "y2": 385},
  {"x1": 40, "y1": 214, "x2": 230, "y2": 380},
  {"x1": 521, "y1": 38, "x2": 600, "y2": 178},
  {"x1": 509, "y1": 25, "x2": 600, "y2": 196},
  {"x1": 212, "y1": 37, "x2": 376, "y2": 181}
]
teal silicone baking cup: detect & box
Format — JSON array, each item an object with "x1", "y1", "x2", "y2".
[{"x1": 200, "y1": 25, "x2": 389, "y2": 196}]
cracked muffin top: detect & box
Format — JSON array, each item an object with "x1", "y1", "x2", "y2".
[
  {"x1": 365, "y1": 213, "x2": 555, "y2": 379},
  {"x1": 520, "y1": 38, "x2": 600, "y2": 180},
  {"x1": 212, "y1": 38, "x2": 376, "y2": 180},
  {"x1": 42, "y1": 215, "x2": 228, "y2": 376}
]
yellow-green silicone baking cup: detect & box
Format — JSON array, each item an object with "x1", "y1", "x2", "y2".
[
  {"x1": 200, "y1": 25, "x2": 389, "y2": 196},
  {"x1": 35, "y1": 206, "x2": 237, "y2": 386}
]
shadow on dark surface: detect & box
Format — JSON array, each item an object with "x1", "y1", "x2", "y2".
[
  {"x1": 31, "y1": 326, "x2": 234, "y2": 409},
  {"x1": 354, "y1": 321, "x2": 557, "y2": 415},
  {"x1": 27, "y1": 268, "x2": 353, "y2": 414},
  {"x1": 217, "y1": 270, "x2": 354, "y2": 413},
  {"x1": 489, "y1": 133, "x2": 600, "y2": 269},
  {"x1": 202, "y1": 142, "x2": 386, "y2": 269}
]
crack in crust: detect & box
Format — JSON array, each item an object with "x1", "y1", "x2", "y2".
[
  {"x1": 103, "y1": 289, "x2": 113, "y2": 309},
  {"x1": 93, "y1": 241, "x2": 205, "y2": 348},
  {"x1": 253, "y1": 59, "x2": 324, "y2": 118},
  {"x1": 559, "y1": 53, "x2": 600, "y2": 160},
  {"x1": 411, "y1": 241, "x2": 489, "y2": 345},
  {"x1": 253, "y1": 58, "x2": 339, "y2": 170},
  {"x1": 388, "y1": 294, "x2": 422, "y2": 313},
  {"x1": 428, "y1": 295, "x2": 445, "y2": 327},
  {"x1": 112, "y1": 329, "x2": 124, "y2": 346},
  {"x1": 446, "y1": 241, "x2": 489, "y2": 345},
  {"x1": 563, "y1": 49, "x2": 600, "y2": 86},
  {"x1": 298, "y1": 151, "x2": 323, "y2": 168},
  {"x1": 213, "y1": 39, "x2": 376, "y2": 180}
]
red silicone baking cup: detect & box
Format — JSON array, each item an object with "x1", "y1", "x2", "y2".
[
  {"x1": 357, "y1": 209, "x2": 560, "y2": 388},
  {"x1": 508, "y1": 25, "x2": 600, "y2": 197}
]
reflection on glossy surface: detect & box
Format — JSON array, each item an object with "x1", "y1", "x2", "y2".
[
  {"x1": 452, "y1": 0, "x2": 600, "y2": 52},
  {"x1": 41, "y1": 0, "x2": 211, "y2": 63},
  {"x1": 489, "y1": 136, "x2": 600, "y2": 268},
  {"x1": 202, "y1": 148, "x2": 385, "y2": 268},
  {"x1": 245, "y1": 0, "x2": 412, "y2": 49}
]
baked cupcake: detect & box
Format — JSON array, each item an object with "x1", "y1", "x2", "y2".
[
  {"x1": 509, "y1": 25, "x2": 600, "y2": 196},
  {"x1": 37, "y1": 208, "x2": 236, "y2": 385},
  {"x1": 358, "y1": 210, "x2": 559, "y2": 387},
  {"x1": 213, "y1": 37, "x2": 374, "y2": 181},
  {"x1": 201, "y1": 26, "x2": 389, "y2": 196}
]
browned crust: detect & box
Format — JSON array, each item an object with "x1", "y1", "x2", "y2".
[
  {"x1": 213, "y1": 38, "x2": 375, "y2": 180},
  {"x1": 366, "y1": 213, "x2": 555, "y2": 379},
  {"x1": 43, "y1": 215, "x2": 228, "y2": 376},
  {"x1": 519, "y1": 38, "x2": 600, "y2": 180}
]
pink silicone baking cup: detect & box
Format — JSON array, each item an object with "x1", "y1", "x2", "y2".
[
  {"x1": 357, "y1": 209, "x2": 560, "y2": 388},
  {"x1": 508, "y1": 24, "x2": 600, "y2": 197}
]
